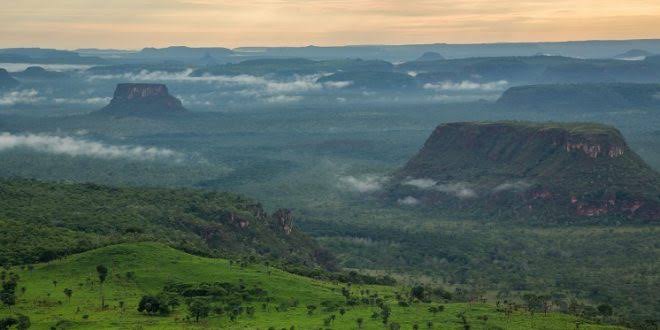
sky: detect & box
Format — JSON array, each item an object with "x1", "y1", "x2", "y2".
[{"x1": 2, "y1": 0, "x2": 660, "y2": 49}]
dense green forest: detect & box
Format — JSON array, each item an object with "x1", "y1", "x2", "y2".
[{"x1": 0, "y1": 178, "x2": 327, "y2": 270}]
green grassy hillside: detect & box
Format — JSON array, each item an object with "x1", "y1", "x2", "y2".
[{"x1": 0, "y1": 243, "x2": 620, "y2": 329}]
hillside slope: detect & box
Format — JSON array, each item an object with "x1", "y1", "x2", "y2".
[
  {"x1": 0, "y1": 243, "x2": 619, "y2": 329},
  {"x1": 389, "y1": 122, "x2": 660, "y2": 222},
  {"x1": 0, "y1": 178, "x2": 328, "y2": 269}
]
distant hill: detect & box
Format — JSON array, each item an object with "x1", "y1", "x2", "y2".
[
  {"x1": 0, "y1": 68, "x2": 19, "y2": 89},
  {"x1": 12, "y1": 66, "x2": 68, "y2": 80},
  {"x1": 614, "y1": 49, "x2": 653, "y2": 60},
  {"x1": 389, "y1": 122, "x2": 660, "y2": 222},
  {"x1": 496, "y1": 83, "x2": 660, "y2": 112},
  {"x1": 191, "y1": 58, "x2": 394, "y2": 77},
  {"x1": 132, "y1": 46, "x2": 234, "y2": 62},
  {"x1": 97, "y1": 83, "x2": 188, "y2": 117},
  {"x1": 0, "y1": 178, "x2": 331, "y2": 269},
  {"x1": 0, "y1": 48, "x2": 105, "y2": 64},
  {"x1": 317, "y1": 71, "x2": 416, "y2": 90},
  {"x1": 86, "y1": 63, "x2": 188, "y2": 75},
  {"x1": 415, "y1": 52, "x2": 445, "y2": 62}
]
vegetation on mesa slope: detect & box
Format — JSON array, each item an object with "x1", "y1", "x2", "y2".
[
  {"x1": 497, "y1": 83, "x2": 660, "y2": 112},
  {"x1": 0, "y1": 178, "x2": 331, "y2": 270},
  {"x1": 0, "y1": 242, "x2": 621, "y2": 329},
  {"x1": 389, "y1": 121, "x2": 660, "y2": 222}
]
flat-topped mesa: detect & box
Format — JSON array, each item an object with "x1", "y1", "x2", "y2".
[
  {"x1": 389, "y1": 121, "x2": 660, "y2": 222},
  {"x1": 98, "y1": 83, "x2": 187, "y2": 117}
]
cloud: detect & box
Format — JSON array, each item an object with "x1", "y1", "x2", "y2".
[
  {"x1": 339, "y1": 175, "x2": 386, "y2": 193},
  {"x1": 435, "y1": 183, "x2": 477, "y2": 198},
  {"x1": 0, "y1": 132, "x2": 182, "y2": 162},
  {"x1": 428, "y1": 94, "x2": 499, "y2": 103},
  {"x1": 492, "y1": 180, "x2": 532, "y2": 193},
  {"x1": 403, "y1": 178, "x2": 477, "y2": 198},
  {"x1": 53, "y1": 97, "x2": 112, "y2": 105},
  {"x1": 263, "y1": 95, "x2": 303, "y2": 103},
  {"x1": 323, "y1": 81, "x2": 353, "y2": 89},
  {"x1": 424, "y1": 80, "x2": 509, "y2": 92},
  {"x1": 87, "y1": 70, "x2": 350, "y2": 103},
  {"x1": 403, "y1": 178, "x2": 437, "y2": 189},
  {"x1": 0, "y1": 89, "x2": 43, "y2": 106},
  {"x1": 397, "y1": 196, "x2": 420, "y2": 206}
]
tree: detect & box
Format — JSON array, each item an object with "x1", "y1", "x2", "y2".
[
  {"x1": 0, "y1": 274, "x2": 18, "y2": 312},
  {"x1": 52, "y1": 280, "x2": 58, "y2": 287},
  {"x1": 188, "y1": 298, "x2": 211, "y2": 322},
  {"x1": 411, "y1": 285, "x2": 426, "y2": 301},
  {"x1": 96, "y1": 265, "x2": 108, "y2": 308},
  {"x1": 306, "y1": 304, "x2": 316, "y2": 315},
  {"x1": 380, "y1": 305, "x2": 391, "y2": 325},
  {"x1": 63, "y1": 288, "x2": 73, "y2": 303},
  {"x1": 16, "y1": 314, "x2": 30, "y2": 330},
  {"x1": 356, "y1": 317, "x2": 364, "y2": 329},
  {"x1": 137, "y1": 295, "x2": 170, "y2": 316},
  {"x1": 597, "y1": 304, "x2": 613, "y2": 317},
  {"x1": 428, "y1": 305, "x2": 445, "y2": 315},
  {"x1": 0, "y1": 317, "x2": 17, "y2": 330}
]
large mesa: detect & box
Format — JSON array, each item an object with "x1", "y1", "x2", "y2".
[{"x1": 389, "y1": 121, "x2": 660, "y2": 222}]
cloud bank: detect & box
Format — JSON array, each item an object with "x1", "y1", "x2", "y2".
[
  {"x1": 423, "y1": 80, "x2": 509, "y2": 92},
  {"x1": 403, "y1": 178, "x2": 477, "y2": 199},
  {"x1": 492, "y1": 180, "x2": 532, "y2": 193},
  {"x1": 339, "y1": 175, "x2": 387, "y2": 193},
  {"x1": 88, "y1": 70, "x2": 351, "y2": 104},
  {"x1": 0, "y1": 89, "x2": 43, "y2": 106},
  {"x1": 0, "y1": 132, "x2": 182, "y2": 162},
  {"x1": 397, "y1": 196, "x2": 420, "y2": 206}
]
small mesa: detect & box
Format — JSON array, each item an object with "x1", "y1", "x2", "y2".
[{"x1": 97, "y1": 83, "x2": 187, "y2": 117}]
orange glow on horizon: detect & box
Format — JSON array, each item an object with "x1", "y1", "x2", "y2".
[{"x1": 1, "y1": 0, "x2": 660, "y2": 49}]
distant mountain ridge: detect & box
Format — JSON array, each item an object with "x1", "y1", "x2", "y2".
[
  {"x1": 389, "y1": 121, "x2": 660, "y2": 222},
  {"x1": 496, "y1": 83, "x2": 660, "y2": 112}
]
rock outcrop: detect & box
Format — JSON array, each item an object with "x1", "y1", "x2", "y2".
[
  {"x1": 97, "y1": 83, "x2": 187, "y2": 117},
  {"x1": 389, "y1": 122, "x2": 660, "y2": 222}
]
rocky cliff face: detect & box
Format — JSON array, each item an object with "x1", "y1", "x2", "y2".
[
  {"x1": 98, "y1": 83, "x2": 187, "y2": 117},
  {"x1": 390, "y1": 122, "x2": 660, "y2": 222}
]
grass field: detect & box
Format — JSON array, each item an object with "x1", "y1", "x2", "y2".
[{"x1": 0, "y1": 242, "x2": 623, "y2": 329}]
